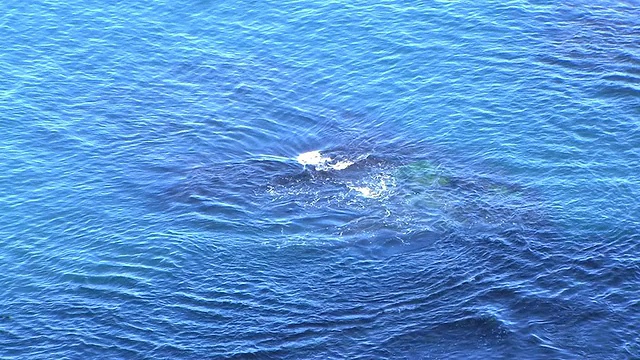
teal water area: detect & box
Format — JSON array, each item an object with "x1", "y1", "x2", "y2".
[{"x1": 1, "y1": 0, "x2": 639, "y2": 358}]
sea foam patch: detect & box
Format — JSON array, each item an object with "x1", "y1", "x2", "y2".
[
  {"x1": 296, "y1": 150, "x2": 354, "y2": 171},
  {"x1": 348, "y1": 174, "x2": 395, "y2": 198},
  {"x1": 296, "y1": 150, "x2": 327, "y2": 166}
]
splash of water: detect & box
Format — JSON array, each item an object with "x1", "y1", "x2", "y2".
[{"x1": 296, "y1": 150, "x2": 354, "y2": 171}]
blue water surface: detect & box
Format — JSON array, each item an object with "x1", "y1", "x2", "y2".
[{"x1": 1, "y1": 0, "x2": 639, "y2": 358}]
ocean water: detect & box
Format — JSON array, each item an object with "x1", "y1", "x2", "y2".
[{"x1": 1, "y1": 0, "x2": 639, "y2": 358}]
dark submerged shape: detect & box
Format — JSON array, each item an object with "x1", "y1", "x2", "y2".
[{"x1": 153, "y1": 120, "x2": 553, "y2": 260}]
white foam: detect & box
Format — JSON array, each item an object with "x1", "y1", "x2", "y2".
[
  {"x1": 348, "y1": 174, "x2": 393, "y2": 198},
  {"x1": 296, "y1": 150, "x2": 354, "y2": 171},
  {"x1": 296, "y1": 150, "x2": 327, "y2": 166},
  {"x1": 350, "y1": 186, "x2": 375, "y2": 198},
  {"x1": 328, "y1": 160, "x2": 354, "y2": 171}
]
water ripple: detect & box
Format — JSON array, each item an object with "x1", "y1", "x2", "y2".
[{"x1": 1, "y1": 0, "x2": 639, "y2": 358}]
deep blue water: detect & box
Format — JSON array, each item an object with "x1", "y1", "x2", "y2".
[{"x1": 1, "y1": 0, "x2": 639, "y2": 358}]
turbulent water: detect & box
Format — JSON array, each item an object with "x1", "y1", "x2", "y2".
[{"x1": 1, "y1": 0, "x2": 639, "y2": 359}]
